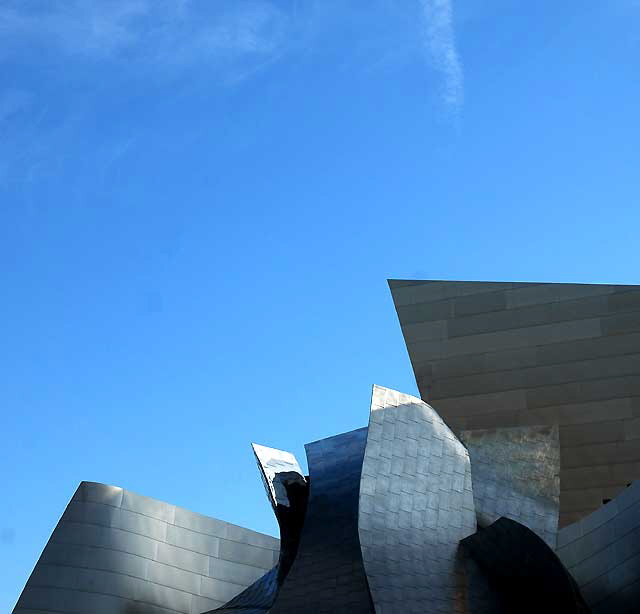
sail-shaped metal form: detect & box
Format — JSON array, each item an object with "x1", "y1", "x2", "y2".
[{"x1": 359, "y1": 385, "x2": 477, "y2": 613}]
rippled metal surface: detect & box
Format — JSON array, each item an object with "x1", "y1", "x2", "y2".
[
  {"x1": 270, "y1": 428, "x2": 374, "y2": 614},
  {"x1": 460, "y1": 425, "x2": 560, "y2": 548},
  {"x1": 359, "y1": 385, "x2": 477, "y2": 614}
]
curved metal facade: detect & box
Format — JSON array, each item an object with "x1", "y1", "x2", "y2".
[
  {"x1": 250, "y1": 443, "x2": 308, "y2": 584},
  {"x1": 461, "y1": 517, "x2": 589, "y2": 614},
  {"x1": 18, "y1": 380, "x2": 639, "y2": 612},
  {"x1": 555, "y1": 480, "x2": 640, "y2": 613},
  {"x1": 251, "y1": 444, "x2": 305, "y2": 512},
  {"x1": 359, "y1": 385, "x2": 477, "y2": 614},
  {"x1": 206, "y1": 565, "x2": 279, "y2": 614},
  {"x1": 460, "y1": 424, "x2": 560, "y2": 548},
  {"x1": 270, "y1": 428, "x2": 374, "y2": 614},
  {"x1": 13, "y1": 482, "x2": 279, "y2": 614},
  {"x1": 208, "y1": 445, "x2": 309, "y2": 614}
]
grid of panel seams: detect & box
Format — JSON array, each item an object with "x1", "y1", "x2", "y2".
[
  {"x1": 13, "y1": 481, "x2": 279, "y2": 614},
  {"x1": 390, "y1": 280, "x2": 640, "y2": 526},
  {"x1": 555, "y1": 480, "x2": 640, "y2": 613}
]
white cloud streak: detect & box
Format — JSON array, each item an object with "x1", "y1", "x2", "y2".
[
  {"x1": 0, "y1": 1, "x2": 289, "y2": 71},
  {"x1": 419, "y1": 0, "x2": 464, "y2": 112}
]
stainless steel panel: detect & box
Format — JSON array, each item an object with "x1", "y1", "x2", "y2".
[
  {"x1": 269, "y1": 428, "x2": 374, "y2": 614},
  {"x1": 359, "y1": 385, "x2": 476, "y2": 614},
  {"x1": 556, "y1": 480, "x2": 640, "y2": 613},
  {"x1": 460, "y1": 424, "x2": 560, "y2": 548},
  {"x1": 13, "y1": 481, "x2": 279, "y2": 614},
  {"x1": 390, "y1": 279, "x2": 640, "y2": 525}
]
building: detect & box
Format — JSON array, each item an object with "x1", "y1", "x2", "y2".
[
  {"x1": 13, "y1": 481, "x2": 280, "y2": 613},
  {"x1": 388, "y1": 280, "x2": 640, "y2": 526},
  {"x1": 13, "y1": 280, "x2": 640, "y2": 613}
]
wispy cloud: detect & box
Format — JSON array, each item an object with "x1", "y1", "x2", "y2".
[
  {"x1": 0, "y1": 1, "x2": 289, "y2": 73},
  {"x1": 0, "y1": 1, "x2": 151, "y2": 59},
  {"x1": 0, "y1": 1, "x2": 466, "y2": 195},
  {"x1": 419, "y1": 0, "x2": 464, "y2": 112},
  {"x1": 0, "y1": 1, "x2": 293, "y2": 195}
]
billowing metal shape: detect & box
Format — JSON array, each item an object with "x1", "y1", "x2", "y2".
[
  {"x1": 461, "y1": 517, "x2": 590, "y2": 614},
  {"x1": 252, "y1": 444, "x2": 305, "y2": 511},
  {"x1": 270, "y1": 428, "x2": 374, "y2": 614},
  {"x1": 359, "y1": 385, "x2": 477, "y2": 613},
  {"x1": 19, "y1": 381, "x2": 635, "y2": 614},
  {"x1": 460, "y1": 424, "x2": 560, "y2": 548},
  {"x1": 207, "y1": 445, "x2": 309, "y2": 614}
]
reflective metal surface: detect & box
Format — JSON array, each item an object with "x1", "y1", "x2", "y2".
[
  {"x1": 13, "y1": 482, "x2": 279, "y2": 614},
  {"x1": 359, "y1": 385, "x2": 477, "y2": 613},
  {"x1": 461, "y1": 517, "x2": 590, "y2": 614},
  {"x1": 207, "y1": 446, "x2": 309, "y2": 614},
  {"x1": 270, "y1": 428, "x2": 374, "y2": 614},
  {"x1": 15, "y1": 379, "x2": 638, "y2": 614},
  {"x1": 460, "y1": 424, "x2": 560, "y2": 548},
  {"x1": 555, "y1": 480, "x2": 640, "y2": 614},
  {"x1": 251, "y1": 444, "x2": 305, "y2": 511},
  {"x1": 207, "y1": 565, "x2": 279, "y2": 614},
  {"x1": 388, "y1": 279, "x2": 640, "y2": 527}
]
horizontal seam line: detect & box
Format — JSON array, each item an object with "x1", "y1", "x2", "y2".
[
  {"x1": 425, "y1": 350, "x2": 640, "y2": 388},
  {"x1": 409, "y1": 331, "x2": 640, "y2": 371},
  {"x1": 47, "y1": 538, "x2": 273, "y2": 581}
]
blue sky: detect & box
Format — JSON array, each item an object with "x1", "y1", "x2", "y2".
[{"x1": 1, "y1": 0, "x2": 640, "y2": 609}]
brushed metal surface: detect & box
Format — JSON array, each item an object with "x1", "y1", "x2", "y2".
[
  {"x1": 460, "y1": 424, "x2": 560, "y2": 548},
  {"x1": 389, "y1": 279, "x2": 640, "y2": 526},
  {"x1": 270, "y1": 428, "x2": 374, "y2": 614},
  {"x1": 556, "y1": 480, "x2": 640, "y2": 613},
  {"x1": 359, "y1": 385, "x2": 476, "y2": 614},
  {"x1": 13, "y1": 482, "x2": 279, "y2": 614}
]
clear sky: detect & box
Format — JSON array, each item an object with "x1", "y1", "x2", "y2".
[{"x1": 1, "y1": 1, "x2": 639, "y2": 609}]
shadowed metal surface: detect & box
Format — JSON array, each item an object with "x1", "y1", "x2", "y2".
[
  {"x1": 270, "y1": 428, "x2": 374, "y2": 614},
  {"x1": 359, "y1": 385, "x2": 476, "y2": 614},
  {"x1": 460, "y1": 424, "x2": 560, "y2": 548},
  {"x1": 461, "y1": 517, "x2": 590, "y2": 614},
  {"x1": 13, "y1": 482, "x2": 279, "y2": 614},
  {"x1": 250, "y1": 443, "x2": 308, "y2": 584},
  {"x1": 205, "y1": 566, "x2": 279, "y2": 614},
  {"x1": 389, "y1": 279, "x2": 640, "y2": 526},
  {"x1": 207, "y1": 446, "x2": 309, "y2": 614},
  {"x1": 555, "y1": 480, "x2": 640, "y2": 613}
]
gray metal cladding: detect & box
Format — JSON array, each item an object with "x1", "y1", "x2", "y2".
[
  {"x1": 269, "y1": 428, "x2": 374, "y2": 614},
  {"x1": 388, "y1": 279, "x2": 640, "y2": 526},
  {"x1": 206, "y1": 446, "x2": 309, "y2": 614},
  {"x1": 359, "y1": 385, "x2": 476, "y2": 614},
  {"x1": 461, "y1": 517, "x2": 590, "y2": 614},
  {"x1": 13, "y1": 482, "x2": 279, "y2": 614},
  {"x1": 459, "y1": 424, "x2": 560, "y2": 548},
  {"x1": 555, "y1": 480, "x2": 640, "y2": 613},
  {"x1": 206, "y1": 565, "x2": 279, "y2": 614}
]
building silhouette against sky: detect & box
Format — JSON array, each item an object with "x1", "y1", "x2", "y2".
[{"x1": 13, "y1": 281, "x2": 640, "y2": 613}]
